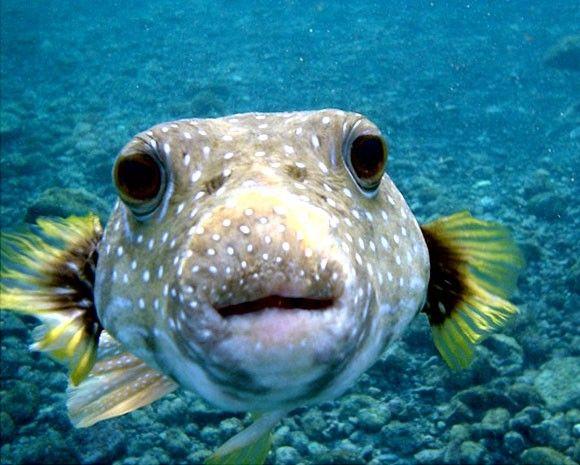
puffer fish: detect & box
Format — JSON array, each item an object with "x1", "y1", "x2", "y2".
[{"x1": 0, "y1": 109, "x2": 523, "y2": 464}]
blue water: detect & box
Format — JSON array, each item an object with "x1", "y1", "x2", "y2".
[{"x1": 1, "y1": 1, "x2": 579, "y2": 464}]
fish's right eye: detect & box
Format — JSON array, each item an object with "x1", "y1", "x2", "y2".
[{"x1": 113, "y1": 150, "x2": 166, "y2": 218}]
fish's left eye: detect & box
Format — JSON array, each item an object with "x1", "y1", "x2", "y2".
[
  {"x1": 347, "y1": 134, "x2": 387, "y2": 195},
  {"x1": 113, "y1": 150, "x2": 166, "y2": 219}
]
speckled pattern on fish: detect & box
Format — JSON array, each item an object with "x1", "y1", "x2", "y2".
[{"x1": 95, "y1": 109, "x2": 429, "y2": 412}]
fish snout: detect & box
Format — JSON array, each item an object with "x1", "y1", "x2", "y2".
[
  {"x1": 161, "y1": 188, "x2": 373, "y2": 407},
  {"x1": 178, "y1": 188, "x2": 349, "y2": 320}
]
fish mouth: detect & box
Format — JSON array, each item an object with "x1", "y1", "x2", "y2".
[{"x1": 214, "y1": 295, "x2": 337, "y2": 318}]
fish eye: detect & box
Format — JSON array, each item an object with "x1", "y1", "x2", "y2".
[
  {"x1": 113, "y1": 150, "x2": 166, "y2": 218},
  {"x1": 347, "y1": 134, "x2": 387, "y2": 195}
]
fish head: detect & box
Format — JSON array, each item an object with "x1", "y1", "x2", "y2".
[{"x1": 95, "y1": 110, "x2": 429, "y2": 411}]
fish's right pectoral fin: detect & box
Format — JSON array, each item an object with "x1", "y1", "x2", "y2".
[
  {"x1": 420, "y1": 211, "x2": 524, "y2": 369},
  {"x1": 0, "y1": 214, "x2": 104, "y2": 385},
  {"x1": 67, "y1": 331, "x2": 178, "y2": 427},
  {"x1": 206, "y1": 410, "x2": 286, "y2": 465}
]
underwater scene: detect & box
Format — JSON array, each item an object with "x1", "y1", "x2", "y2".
[{"x1": 1, "y1": 1, "x2": 579, "y2": 464}]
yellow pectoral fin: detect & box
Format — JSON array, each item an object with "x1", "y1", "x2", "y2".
[
  {"x1": 421, "y1": 211, "x2": 524, "y2": 370},
  {"x1": 1, "y1": 214, "x2": 103, "y2": 384}
]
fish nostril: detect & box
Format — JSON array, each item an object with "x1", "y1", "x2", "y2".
[
  {"x1": 284, "y1": 164, "x2": 307, "y2": 182},
  {"x1": 204, "y1": 173, "x2": 227, "y2": 194}
]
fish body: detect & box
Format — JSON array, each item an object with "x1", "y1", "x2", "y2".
[
  {"x1": 0, "y1": 109, "x2": 522, "y2": 464},
  {"x1": 96, "y1": 110, "x2": 428, "y2": 412}
]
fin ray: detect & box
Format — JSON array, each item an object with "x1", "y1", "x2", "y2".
[{"x1": 67, "y1": 331, "x2": 178, "y2": 427}]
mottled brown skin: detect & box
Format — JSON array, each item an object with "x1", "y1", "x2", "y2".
[{"x1": 94, "y1": 110, "x2": 430, "y2": 413}]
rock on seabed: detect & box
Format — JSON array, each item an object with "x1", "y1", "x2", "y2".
[
  {"x1": 534, "y1": 357, "x2": 580, "y2": 411},
  {"x1": 521, "y1": 447, "x2": 578, "y2": 465}
]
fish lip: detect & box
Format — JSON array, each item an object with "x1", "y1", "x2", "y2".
[
  {"x1": 206, "y1": 255, "x2": 350, "y2": 320},
  {"x1": 213, "y1": 294, "x2": 338, "y2": 319}
]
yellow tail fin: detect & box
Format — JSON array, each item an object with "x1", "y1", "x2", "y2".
[
  {"x1": 0, "y1": 215, "x2": 103, "y2": 384},
  {"x1": 206, "y1": 411, "x2": 285, "y2": 465},
  {"x1": 420, "y1": 211, "x2": 524, "y2": 369}
]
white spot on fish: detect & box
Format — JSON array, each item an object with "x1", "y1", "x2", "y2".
[{"x1": 311, "y1": 134, "x2": 320, "y2": 148}]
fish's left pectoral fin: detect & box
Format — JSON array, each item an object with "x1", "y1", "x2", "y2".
[
  {"x1": 67, "y1": 331, "x2": 178, "y2": 427},
  {"x1": 206, "y1": 410, "x2": 286, "y2": 465},
  {"x1": 420, "y1": 211, "x2": 524, "y2": 370}
]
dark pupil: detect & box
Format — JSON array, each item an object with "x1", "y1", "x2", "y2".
[
  {"x1": 350, "y1": 135, "x2": 385, "y2": 181},
  {"x1": 115, "y1": 153, "x2": 161, "y2": 201}
]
